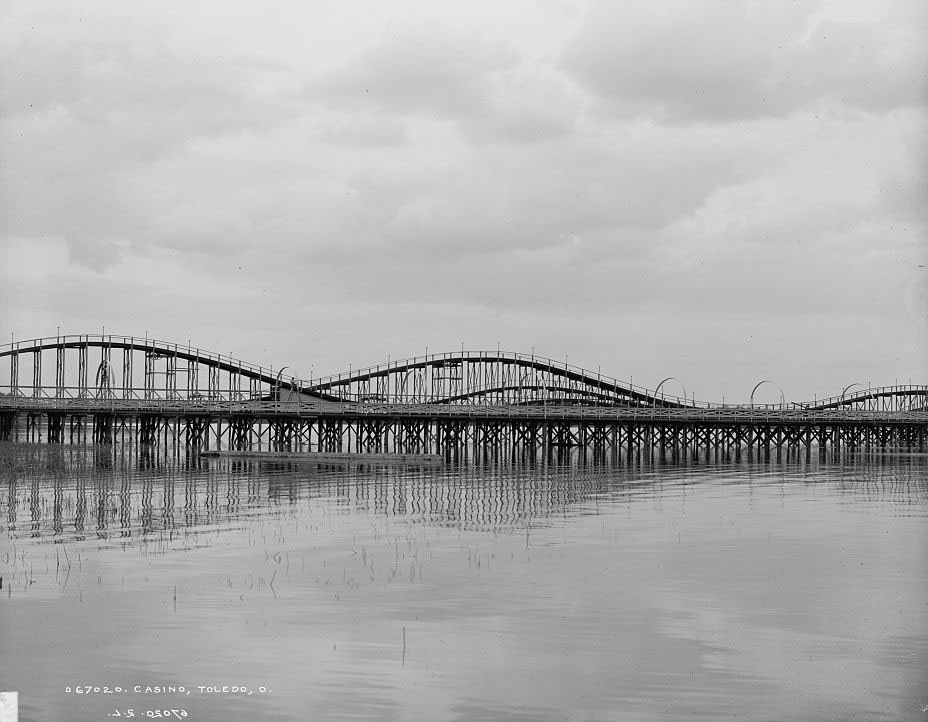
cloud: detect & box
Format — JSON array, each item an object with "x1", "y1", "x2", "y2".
[
  {"x1": 360, "y1": 117, "x2": 779, "y2": 260},
  {"x1": 561, "y1": 0, "x2": 928, "y2": 122},
  {"x1": 64, "y1": 236, "x2": 128, "y2": 272},
  {"x1": 0, "y1": 2, "x2": 296, "y2": 269},
  {"x1": 315, "y1": 115, "x2": 410, "y2": 147},
  {"x1": 458, "y1": 71, "x2": 580, "y2": 144},
  {"x1": 0, "y1": 7, "x2": 289, "y2": 166},
  {"x1": 311, "y1": 26, "x2": 579, "y2": 144},
  {"x1": 311, "y1": 26, "x2": 518, "y2": 119}
]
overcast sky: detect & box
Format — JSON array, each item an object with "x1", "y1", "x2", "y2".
[{"x1": 1, "y1": 0, "x2": 925, "y2": 403}]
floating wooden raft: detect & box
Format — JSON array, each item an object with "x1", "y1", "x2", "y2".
[{"x1": 199, "y1": 450, "x2": 443, "y2": 464}]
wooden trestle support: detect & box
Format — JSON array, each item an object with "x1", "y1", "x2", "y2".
[{"x1": 0, "y1": 408, "x2": 924, "y2": 461}]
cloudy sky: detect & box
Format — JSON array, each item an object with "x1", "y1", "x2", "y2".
[{"x1": 1, "y1": 0, "x2": 925, "y2": 402}]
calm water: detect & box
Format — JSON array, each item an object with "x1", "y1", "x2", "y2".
[{"x1": 1, "y1": 443, "x2": 926, "y2": 722}]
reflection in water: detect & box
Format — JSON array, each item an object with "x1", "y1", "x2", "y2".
[
  {"x1": 1, "y1": 443, "x2": 927, "y2": 543},
  {"x1": 1, "y1": 442, "x2": 927, "y2": 722}
]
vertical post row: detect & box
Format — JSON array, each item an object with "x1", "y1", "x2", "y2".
[
  {"x1": 56, "y1": 343, "x2": 65, "y2": 397},
  {"x1": 78, "y1": 342, "x2": 89, "y2": 398},
  {"x1": 32, "y1": 349, "x2": 42, "y2": 397}
]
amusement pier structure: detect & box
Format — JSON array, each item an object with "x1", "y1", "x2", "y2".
[{"x1": 1, "y1": 334, "x2": 926, "y2": 459}]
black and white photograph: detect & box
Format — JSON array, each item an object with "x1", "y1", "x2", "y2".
[{"x1": 1, "y1": 1, "x2": 926, "y2": 720}]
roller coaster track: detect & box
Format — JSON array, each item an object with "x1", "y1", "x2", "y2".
[
  {"x1": 0, "y1": 334, "x2": 925, "y2": 412},
  {"x1": 303, "y1": 351, "x2": 692, "y2": 408}
]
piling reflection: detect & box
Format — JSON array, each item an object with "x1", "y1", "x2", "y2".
[{"x1": 1, "y1": 442, "x2": 926, "y2": 545}]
